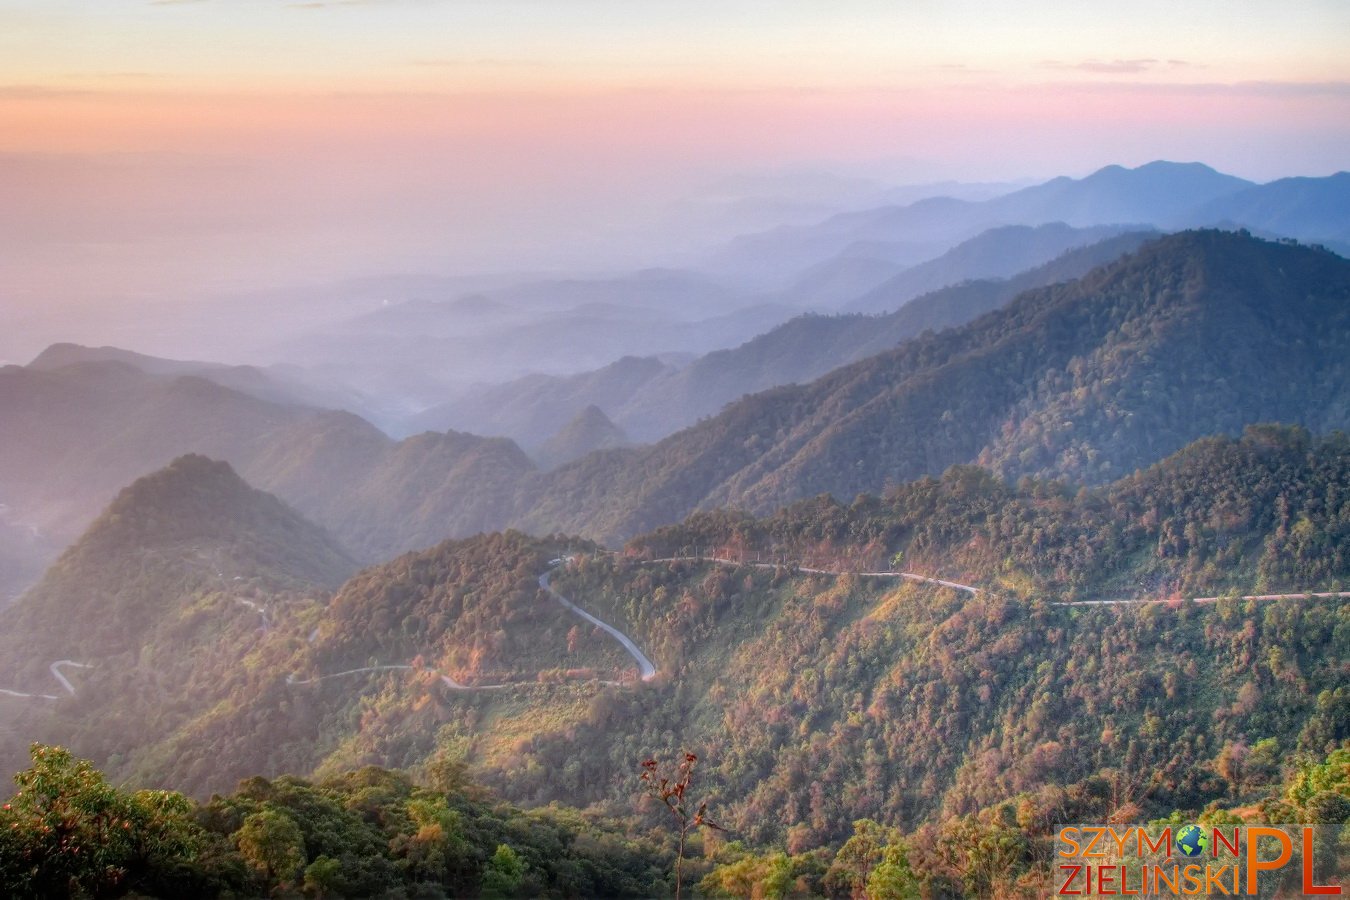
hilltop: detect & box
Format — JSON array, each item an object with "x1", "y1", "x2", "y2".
[{"x1": 0, "y1": 455, "x2": 355, "y2": 784}]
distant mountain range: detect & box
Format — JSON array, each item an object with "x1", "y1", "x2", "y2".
[
  {"x1": 27, "y1": 342, "x2": 384, "y2": 423},
  {"x1": 251, "y1": 163, "x2": 1348, "y2": 427},
  {"x1": 277, "y1": 268, "x2": 790, "y2": 398},
  {"x1": 1187, "y1": 171, "x2": 1350, "y2": 245},
  {"x1": 705, "y1": 161, "x2": 1347, "y2": 288},
  {"x1": 4, "y1": 231, "x2": 1346, "y2": 577},
  {"x1": 840, "y1": 222, "x2": 1147, "y2": 315},
  {"x1": 414, "y1": 228, "x2": 1159, "y2": 446}
]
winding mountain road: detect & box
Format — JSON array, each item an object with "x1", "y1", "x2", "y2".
[
  {"x1": 1054, "y1": 591, "x2": 1350, "y2": 607},
  {"x1": 0, "y1": 660, "x2": 92, "y2": 701},
  {"x1": 286, "y1": 664, "x2": 412, "y2": 686},
  {"x1": 290, "y1": 561, "x2": 660, "y2": 691},
  {"x1": 279, "y1": 556, "x2": 1348, "y2": 697},
  {"x1": 289, "y1": 557, "x2": 975, "y2": 691},
  {"x1": 640, "y1": 556, "x2": 980, "y2": 595},
  {"x1": 539, "y1": 568, "x2": 657, "y2": 681},
  {"x1": 286, "y1": 663, "x2": 515, "y2": 690}
]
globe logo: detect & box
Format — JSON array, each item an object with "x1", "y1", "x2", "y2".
[{"x1": 1175, "y1": 824, "x2": 1209, "y2": 858}]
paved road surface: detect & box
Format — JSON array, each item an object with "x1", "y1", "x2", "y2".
[
  {"x1": 1054, "y1": 591, "x2": 1350, "y2": 607},
  {"x1": 641, "y1": 556, "x2": 980, "y2": 595},
  {"x1": 539, "y1": 569, "x2": 657, "y2": 680},
  {"x1": 0, "y1": 660, "x2": 91, "y2": 700}
]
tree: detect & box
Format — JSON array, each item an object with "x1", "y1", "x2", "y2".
[
  {"x1": 0, "y1": 744, "x2": 201, "y2": 899},
  {"x1": 482, "y1": 843, "x2": 525, "y2": 898},
  {"x1": 866, "y1": 841, "x2": 920, "y2": 900},
  {"x1": 825, "y1": 819, "x2": 896, "y2": 900},
  {"x1": 640, "y1": 752, "x2": 723, "y2": 900},
  {"x1": 303, "y1": 855, "x2": 344, "y2": 898},
  {"x1": 234, "y1": 807, "x2": 306, "y2": 889}
]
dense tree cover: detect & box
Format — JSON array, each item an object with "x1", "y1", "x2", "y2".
[
  {"x1": 0, "y1": 744, "x2": 670, "y2": 899},
  {"x1": 312, "y1": 530, "x2": 621, "y2": 681},
  {"x1": 1, "y1": 744, "x2": 1344, "y2": 897},
  {"x1": 524, "y1": 557, "x2": 1345, "y2": 847},
  {"x1": 698, "y1": 745, "x2": 1350, "y2": 898},
  {"x1": 198, "y1": 428, "x2": 1347, "y2": 862},
  {"x1": 0, "y1": 430, "x2": 1345, "y2": 896},
  {"x1": 0, "y1": 459, "x2": 631, "y2": 798},
  {"x1": 629, "y1": 426, "x2": 1350, "y2": 599}
]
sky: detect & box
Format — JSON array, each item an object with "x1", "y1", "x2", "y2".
[{"x1": 2, "y1": 0, "x2": 1349, "y2": 359}]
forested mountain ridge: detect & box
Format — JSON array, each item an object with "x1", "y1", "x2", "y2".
[
  {"x1": 629, "y1": 426, "x2": 1350, "y2": 600},
  {"x1": 0, "y1": 431, "x2": 1345, "y2": 896},
  {"x1": 515, "y1": 230, "x2": 1350, "y2": 542},
  {"x1": 703, "y1": 161, "x2": 1255, "y2": 284},
  {"x1": 0, "y1": 455, "x2": 357, "y2": 786},
  {"x1": 0, "y1": 454, "x2": 354, "y2": 662},
  {"x1": 461, "y1": 429, "x2": 1350, "y2": 850}
]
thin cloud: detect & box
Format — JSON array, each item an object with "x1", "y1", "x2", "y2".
[
  {"x1": 1042, "y1": 79, "x2": 1350, "y2": 98},
  {"x1": 1041, "y1": 59, "x2": 1194, "y2": 75},
  {"x1": 61, "y1": 72, "x2": 164, "y2": 81},
  {"x1": 410, "y1": 58, "x2": 554, "y2": 70},
  {"x1": 289, "y1": 0, "x2": 394, "y2": 8},
  {"x1": 0, "y1": 84, "x2": 94, "y2": 98}
]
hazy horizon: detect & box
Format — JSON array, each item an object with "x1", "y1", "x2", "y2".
[{"x1": 3, "y1": 1, "x2": 1349, "y2": 365}]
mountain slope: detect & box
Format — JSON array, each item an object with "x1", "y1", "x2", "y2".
[
  {"x1": 27, "y1": 342, "x2": 384, "y2": 424},
  {"x1": 515, "y1": 231, "x2": 1350, "y2": 541},
  {"x1": 841, "y1": 222, "x2": 1143, "y2": 314},
  {"x1": 117, "y1": 429, "x2": 1350, "y2": 835}
]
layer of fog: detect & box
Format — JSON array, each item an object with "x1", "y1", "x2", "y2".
[{"x1": 0, "y1": 148, "x2": 1022, "y2": 416}]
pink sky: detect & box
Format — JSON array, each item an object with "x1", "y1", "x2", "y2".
[{"x1": 1, "y1": 1, "x2": 1347, "y2": 361}]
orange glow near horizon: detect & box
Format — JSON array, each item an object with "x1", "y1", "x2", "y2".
[
  {"x1": 2, "y1": 1, "x2": 1348, "y2": 364},
  {"x1": 4, "y1": 80, "x2": 1345, "y2": 179}
]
